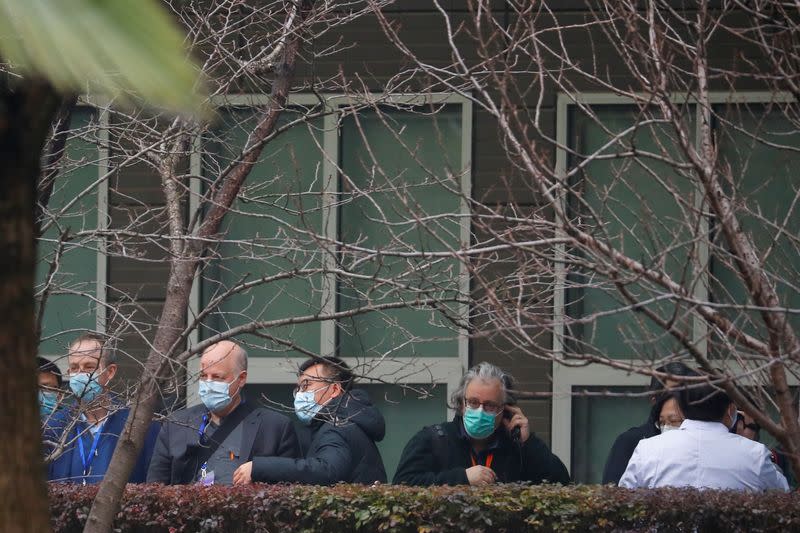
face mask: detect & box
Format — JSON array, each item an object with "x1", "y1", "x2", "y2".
[
  {"x1": 69, "y1": 372, "x2": 103, "y2": 403},
  {"x1": 463, "y1": 406, "x2": 499, "y2": 440},
  {"x1": 198, "y1": 379, "x2": 235, "y2": 413},
  {"x1": 659, "y1": 424, "x2": 680, "y2": 433},
  {"x1": 39, "y1": 390, "x2": 58, "y2": 417},
  {"x1": 294, "y1": 390, "x2": 324, "y2": 425}
]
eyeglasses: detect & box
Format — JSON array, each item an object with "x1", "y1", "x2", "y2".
[
  {"x1": 464, "y1": 398, "x2": 504, "y2": 415},
  {"x1": 293, "y1": 379, "x2": 332, "y2": 397}
]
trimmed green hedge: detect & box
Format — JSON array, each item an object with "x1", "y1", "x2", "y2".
[{"x1": 49, "y1": 483, "x2": 799, "y2": 532}]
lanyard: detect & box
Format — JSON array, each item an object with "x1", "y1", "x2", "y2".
[
  {"x1": 77, "y1": 426, "x2": 103, "y2": 484},
  {"x1": 470, "y1": 451, "x2": 494, "y2": 469},
  {"x1": 198, "y1": 414, "x2": 209, "y2": 444}
]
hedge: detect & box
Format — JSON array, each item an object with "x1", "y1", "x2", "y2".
[{"x1": 49, "y1": 483, "x2": 799, "y2": 532}]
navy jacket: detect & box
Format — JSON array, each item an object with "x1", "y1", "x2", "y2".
[
  {"x1": 393, "y1": 416, "x2": 570, "y2": 486},
  {"x1": 147, "y1": 401, "x2": 300, "y2": 485},
  {"x1": 251, "y1": 389, "x2": 387, "y2": 484},
  {"x1": 48, "y1": 407, "x2": 159, "y2": 484}
]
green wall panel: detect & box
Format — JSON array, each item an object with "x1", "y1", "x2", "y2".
[
  {"x1": 712, "y1": 107, "x2": 800, "y2": 345},
  {"x1": 338, "y1": 106, "x2": 463, "y2": 358},
  {"x1": 36, "y1": 107, "x2": 99, "y2": 358},
  {"x1": 201, "y1": 109, "x2": 324, "y2": 357},
  {"x1": 568, "y1": 105, "x2": 696, "y2": 359}
]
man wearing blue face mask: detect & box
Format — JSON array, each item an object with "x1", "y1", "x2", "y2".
[
  {"x1": 231, "y1": 356, "x2": 387, "y2": 485},
  {"x1": 48, "y1": 333, "x2": 159, "y2": 484},
  {"x1": 147, "y1": 340, "x2": 299, "y2": 485},
  {"x1": 393, "y1": 362, "x2": 570, "y2": 486}
]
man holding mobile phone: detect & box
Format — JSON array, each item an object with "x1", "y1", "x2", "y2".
[{"x1": 393, "y1": 362, "x2": 570, "y2": 486}]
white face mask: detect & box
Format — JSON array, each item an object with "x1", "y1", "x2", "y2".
[{"x1": 659, "y1": 424, "x2": 680, "y2": 433}]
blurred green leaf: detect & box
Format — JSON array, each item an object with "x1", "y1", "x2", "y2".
[{"x1": 0, "y1": 0, "x2": 206, "y2": 114}]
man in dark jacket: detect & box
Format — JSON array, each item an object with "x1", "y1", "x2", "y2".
[
  {"x1": 393, "y1": 362, "x2": 569, "y2": 486},
  {"x1": 146, "y1": 340, "x2": 299, "y2": 485},
  {"x1": 601, "y1": 362, "x2": 694, "y2": 484},
  {"x1": 232, "y1": 356, "x2": 387, "y2": 485}
]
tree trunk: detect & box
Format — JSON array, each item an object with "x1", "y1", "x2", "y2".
[{"x1": 0, "y1": 80, "x2": 61, "y2": 533}]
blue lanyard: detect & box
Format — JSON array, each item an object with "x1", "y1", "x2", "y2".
[
  {"x1": 198, "y1": 414, "x2": 209, "y2": 445},
  {"x1": 77, "y1": 425, "x2": 103, "y2": 484}
]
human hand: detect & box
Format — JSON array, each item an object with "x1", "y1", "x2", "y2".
[
  {"x1": 232, "y1": 461, "x2": 253, "y2": 485},
  {"x1": 502, "y1": 405, "x2": 530, "y2": 443},
  {"x1": 466, "y1": 465, "x2": 496, "y2": 486}
]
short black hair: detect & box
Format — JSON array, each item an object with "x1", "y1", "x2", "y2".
[
  {"x1": 679, "y1": 383, "x2": 732, "y2": 422},
  {"x1": 298, "y1": 356, "x2": 354, "y2": 391},
  {"x1": 37, "y1": 356, "x2": 63, "y2": 387},
  {"x1": 649, "y1": 362, "x2": 695, "y2": 391}
]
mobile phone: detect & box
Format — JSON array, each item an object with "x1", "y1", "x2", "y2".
[{"x1": 504, "y1": 405, "x2": 521, "y2": 443}]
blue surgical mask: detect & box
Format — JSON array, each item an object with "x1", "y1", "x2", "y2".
[
  {"x1": 69, "y1": 373, "x2": 103, "y2": 403},
  {"x1": 463, "y1": 406, "x2": 499, "y2": 439},
  {"x1": 198, "y1": 379, "x2": 234, "y2": 413},
  {"x1": 39, "y1": 390, "x2": 58, "y2": 417},
  {"x1": 294, "y1": 390, "x2": 324, "y2": 425}
]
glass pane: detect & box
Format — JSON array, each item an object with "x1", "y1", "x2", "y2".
[
  {"x1": 567, "y1": 105, "x2": 697, "y2": 360},
  {"x1": 711, "y1": 106, "x2": 800, "y2": 351},
  {"x1": 36, "y1": 107, "x2": 99, "y2": 357},
  {"x1": 571, "y1": 385, "x2": 650, "y2": 484},
  {"x1": 201, "y1": 108, "x2": 324, "y2": 357},
  {"x1": 338, "y1": 105, "x2": 463, "y2": 358},
  {"x1": 244, "y1": 382, "x2": 447, "y2": 480}
]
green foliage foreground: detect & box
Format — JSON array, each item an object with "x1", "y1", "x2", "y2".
[{"x1": 49, "y1": 483, "x2": 799, "y2": 532}]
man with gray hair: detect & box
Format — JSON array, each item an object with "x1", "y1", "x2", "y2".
[
  {"x1": 147, "y1": 340, "x2": 299, "y2": 485},
  {"x1": 393, "y1": 362, "x2": 569, "y2": 486},
  {"x1": 48, "y1": 333, "x2": 160, "y2": 483}
]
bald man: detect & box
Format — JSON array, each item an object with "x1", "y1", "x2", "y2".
[{"x1": 147, "y1": 340, "x2": 300, "y2": 485}]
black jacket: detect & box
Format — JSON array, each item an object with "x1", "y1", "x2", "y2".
[
  {"x1": 146, "y1": 401, "x2": 300, "y2": 485},
  {"x1": 251, "y1": 389, "x2": 387, "y2": 484},
  {"x1": 392, "y1": 417, "x2": 570, "y2": 486},
  {"x1": 601, "y1": 417, "x2": 659, "y2": 485}
]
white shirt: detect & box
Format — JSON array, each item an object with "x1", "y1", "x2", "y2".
[{"x1": 619, "y1": 419, "x2": 789, "y2": 491}]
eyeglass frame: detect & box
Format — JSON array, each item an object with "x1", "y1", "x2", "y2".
[{"x1": 463, "y1": 397, "x2": 505, "y2": 415}]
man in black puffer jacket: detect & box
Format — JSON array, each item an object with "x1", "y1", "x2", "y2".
[{"x1": 233, "y1": 357, "x2": 387, "y2": 485}]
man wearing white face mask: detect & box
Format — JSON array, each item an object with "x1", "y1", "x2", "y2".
[
  {"x1": 231, "y1": 356, "x2": 387, "y2": 485},
  {"x1": 48, "y1": 333, "x2": 159, "y2": 484},
  {"x1": 147, "y1": 340, "x2": 299, "y2": 485},
  {"x1": 620, "y1": 382, "x2": 789, "y2": 491}
]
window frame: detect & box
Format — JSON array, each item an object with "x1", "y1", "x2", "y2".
[
  {"x1": 186, "y1": 92, "x2": 473, "y2": 410},
  {"x1": 552, "y1": 91, "x2": 798, "y2": 471}
]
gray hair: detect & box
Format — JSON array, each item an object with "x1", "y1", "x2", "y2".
[
  {"x1": 236, "y1": 346, "x2": 248, "y2": 372},
  {"x1": 69, "y1": 333, "x2": 116, "y2": 367},
  {"x1": 450, "y1": 362, "x2": 514, "y2": 414}
]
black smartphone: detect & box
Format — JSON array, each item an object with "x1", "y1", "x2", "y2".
[{"x1": 502, "y1": 376, "x2": 522, "y2": 443}]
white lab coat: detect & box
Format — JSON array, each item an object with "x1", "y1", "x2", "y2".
[{"x1": 619, "y1": 419, "x2": 789, "y2": 491}]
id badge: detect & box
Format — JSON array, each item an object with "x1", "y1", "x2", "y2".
[{"x1": 201, "y1": 469, "x2": 215, "y2": 486}]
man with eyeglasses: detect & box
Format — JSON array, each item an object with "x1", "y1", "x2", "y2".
[
  {"x1": 393, "y1": 362, "x2": 569, "y2": 486},
  {"x1": 147, "y1": 340, "x2": 299, "y2": 485},
  {"x1": 48, "y1": 333, "x2": 159, "y2": 484},
  {"x1": 231, "y1": 356, "x2": 387, "y2": 485}
]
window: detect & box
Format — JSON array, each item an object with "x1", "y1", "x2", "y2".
[
  {"x1": 553, "y1": 93, "x2": 800, "y2": 477},
  {"x1": 188, "y1": 94, "x2": 472, "y2": 476}
]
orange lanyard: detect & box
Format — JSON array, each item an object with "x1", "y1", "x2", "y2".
[{"x1": 470, "y1": 452, "x2": 494, "y2": 469}]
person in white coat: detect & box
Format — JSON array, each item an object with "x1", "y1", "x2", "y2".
[{"x1": 619, "y1": 382, "x2": 788, "y2": 492}]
